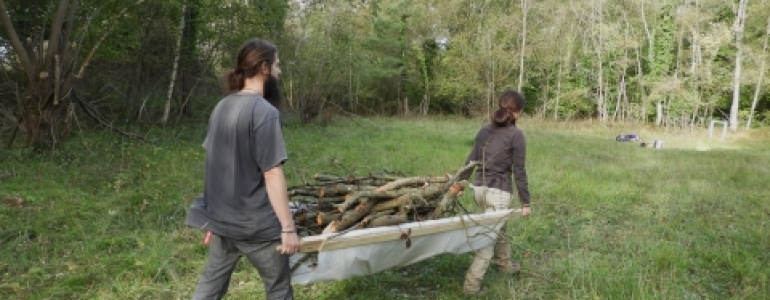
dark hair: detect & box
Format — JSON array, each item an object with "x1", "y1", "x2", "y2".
[
  {"x1": 491, "y1": 89, "x2": 525, "y2": 127},
  {"x1": 223, "y1": 39, "x2": 278, "y2": 92}
]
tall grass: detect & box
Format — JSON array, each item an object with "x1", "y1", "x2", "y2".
[{"x1": 1, "y1": 116, "x2": 768, "y2": 299}]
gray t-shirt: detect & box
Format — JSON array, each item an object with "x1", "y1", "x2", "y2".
[{"x1": 185, "y1": 93, "x2": 287, "y2": 241}]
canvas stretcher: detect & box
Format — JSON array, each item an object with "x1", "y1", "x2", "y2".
[{"x1": 287, "y1": 209, "x2": 520, "y2": 284}]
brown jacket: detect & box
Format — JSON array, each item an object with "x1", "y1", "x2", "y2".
[{"x1": 458, "y1": 123, "x2": 530, "y2": 206}]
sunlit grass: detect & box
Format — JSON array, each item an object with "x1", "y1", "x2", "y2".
[{"x1": 1, "y1": 116, "x2": 768, "y2": 299}]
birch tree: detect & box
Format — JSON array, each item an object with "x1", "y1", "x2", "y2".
[
  {"x1": 747, "y1": 16, "x2": 769, "y2": 128},
  {"x1": 517, "y1": 0, "x2": 528, "y2": 92},
  {"x1": 589, "y1": 0, "x2": 608, "y2": 122},
  {"x1": 729, "y1": 0, "x2": 748, "y2": 130},
  {"x1": 161, "y1": 2, "x2": 187, "y2": 125}
]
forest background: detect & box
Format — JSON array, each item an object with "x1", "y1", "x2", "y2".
[{"x1": 1, "y1": 0, "x2": 770, "y2": 148}]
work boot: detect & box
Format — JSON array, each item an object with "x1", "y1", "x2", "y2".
[
  {"x1": 496, "y1": 261, "x2": 520, "y2": 274},
  {"x1": 463, "y1": 286, "x2": 488, "y2": 296},
  {"x1": 463, "y1": 256, "x2": 490, "y2": 297},
  {"x1": 463, "y1": 270, "x2": 483, "y2": 295}
]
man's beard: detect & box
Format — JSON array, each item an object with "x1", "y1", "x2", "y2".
[{"x1": 263, "y1": 74, "x2": 283, "y2": 111}]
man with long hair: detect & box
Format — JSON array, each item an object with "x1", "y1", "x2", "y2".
[{"x1": 185, "y1": 38, "x2": 299, "y2": 300}]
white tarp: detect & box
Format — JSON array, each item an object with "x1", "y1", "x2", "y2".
[{"x1": 289, "y1": 209, "x2": 517, "y2": 284}]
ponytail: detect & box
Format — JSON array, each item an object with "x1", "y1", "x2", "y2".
[
  {"x1": 223, "y1": 69, "x2": 245, "y2": 92},
  {"x1": 491, "y1": 108, "x2": 515, "y2": 127},
  {"x1": 490, "y1": 89, "x2": 525, "y2": 127},
  {"x1": 223, "y1": 39, "x2": 278, "y2": 93}
]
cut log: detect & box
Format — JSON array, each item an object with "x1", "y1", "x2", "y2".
[
  {"x1": 334, "y1": 192, "x2": 365, "y2": 212},
  {"x1": 288, "y1": 188, "x2": 320, "y2": 197},
  {"x1": 339, "y1": 184, "x2": 444, "y2": 212},
  {"x1": 316, "y1": 211, "x2": 342, "y2": 226},
  {"x1": 440, "y1": 161, "x2": 479, "y2": 194},
  {"x1": 318, "y1": 184, "x2": 377, "y2": 197},
  {"x1": 322, "y1": 220, "x2": 338, "y2": 234},
  {"x1": 313, "y1": 173, "x2": 400, "y2": 184},
  {"x1": 369, "y1": 185, "x2": 439, "y2": 213},
  {"x1": 315, "y1": 196, "x2": 347, "y2": 205},
  {"x1": 374, "y1": 175, "x2": 452, "y2": 192},
  {"x1": 370, "y1": 196, "x2": 407, "y2": 213},
  {"x1": 429, "y1": 181, "x2": 467, "y2": 219},
  {"x1": 335, "y1": 190, "x2": 417, "y2": 212},
  {"x1": 288, "y1": 162, "x2": 483, "y2": 235},
  {"x1": 400, "y1": 197, "x2": 432, "y2": 213},
  {"x1": 296, "y1": 210, "x2": 308, "y2": 223},
  {"x1": 334, "y1": 198, "x2": 375, "y2": 232},
  {"x1": 365, "y1": 214, "x2": 410, "y2": 228},
  {"x1": 367, "y1": 209, "x2": 397, "y2": 220},
  {"x1": 313, "y1": 174, "x2": 355, "y2": 183}
]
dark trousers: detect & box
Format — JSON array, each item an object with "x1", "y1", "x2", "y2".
[{"x1": 191, "y1": 234, "x2": 294, "y2": 300}]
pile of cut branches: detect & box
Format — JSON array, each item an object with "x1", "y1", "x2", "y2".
[{"x1": 289, "y1": 162, "x2": 477, "y2": 236}]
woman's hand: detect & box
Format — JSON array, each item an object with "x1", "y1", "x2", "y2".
[{"x1": 521, "y1": 206, "x2": 531, "y2": 216}]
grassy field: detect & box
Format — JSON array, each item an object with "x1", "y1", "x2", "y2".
[{"x1": 1, "y1": 116, "x2": 769, "y2": 300}]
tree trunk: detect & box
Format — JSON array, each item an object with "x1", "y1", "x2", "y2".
[
  {"x1": 689, "y1": 28, "x2": 699, "y2": 129},
  {"x1": 540, "y1": 72, "x2": 550, "y2": 118},
  {"x1": 0, "y1": 0, "x2": 35, "y2": 84},
  {"x1": 0, "y1": 0, "x2": 75, "y2": 149},
  {"x1": 517, "y1": 0, "x2": 528, "y2": 92},
  {"x1": 554, "y1": 61, "x2": 563, "y2": 121},
  {"x1": 133, "y1": 11, "x2": 157, "y2": 120},
  {"x1": 179, "y1": 0, "x2": 200, "y2": 118},
  {"x1": 1, "y1": 0, "x2": 144, "y2": 149},
  {"x1": 638, "y1": 0, "x2": 654, "y2": 64},
  {"x1": 729, "y1": 0, "x2": 748, "y2": 131},
  {"x1": 161, "y1": 3, "x2": 187, "y2": 125},
  {"x1": 555, "y1": 31, "x2": 574, "y2": 121},
  {"x1": 747, "y1": 16, "x2": 769, "y2": 129},
  {"x1": 592, "y1": 0, "x2": 607, "y2": 122},
  {"x1": 637, "y1": 0, "x2": 653, "y2": 122},
  {"x1": 613, "y1": 74, "x2": 625, "y2": 121},
  {"x1": 635, "y1": 47, "x2": 646, "y2": 122}
]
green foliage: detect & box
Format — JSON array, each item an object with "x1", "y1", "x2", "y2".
[
  {"x1": 277, "y1": 1, "x2": 365, "y2": 121},
  {"x1": 358, "y1": 1, "x2": 412, "y2": 112},
  {"x1": 761, "y1": 111, "x2": 770, "y2": 125},
  {"x1": 199, "y1": 0, "x2": 284, "y2": 68},
  {"x1": 4, "y1": 0, "x2": 770, "y2": 149},
  {"x1": 649, "y1": 4, "x2": 677, "y2": 78},
  {"x1": 430, "y1": 50, "x2": 484, "y2": 112},
  {"x1": 555, "y1": 87, "x2": 594, "y2": 119},
  {"x1": 2, "y1": 118, "x2": 770, "y2": 299},
  {"x1": 0, "y1": 0, "x2": 56, "y2": 40},
  {"x1": 252, "y1": 0, "x2": 290, "y2": 39}
]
